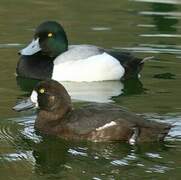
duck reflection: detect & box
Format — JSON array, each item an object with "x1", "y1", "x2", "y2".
[
  {"x1": 122, "y1": 78, "x2": 145, "y2": 96},
  {"x1": 151, "y1": 2, "x2": 178, "y2": 33},
  {"x1": 32, "y1": 138, "x2": 170, "y2": 176},
  {"x1": 32, "y1": 136, "x2": 68, "y2": 174},
  {"x1": 16, "y1": 77, "x2": 145, "y2": 103}
]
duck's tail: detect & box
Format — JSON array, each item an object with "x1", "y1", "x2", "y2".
[
  {"x1": 106, "y1": 49, "x2": 155, "y2": 80},
  {"x1": 138, "y1": 122, "x2": 171, "y2": 143},
  {"x1": 140, "y1": 56, "x2": 155, "y2": 63},
  {"x1": 122, "y1": 55, "x2": 154, "y2": 80}
]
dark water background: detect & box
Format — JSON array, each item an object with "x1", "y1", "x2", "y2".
[{"x1": 0, "y1": 0, "x2": 181, "y2": 179}]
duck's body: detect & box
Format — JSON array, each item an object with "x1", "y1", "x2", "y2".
[
  {"x1": 52, "y1": 45, "x2": 126, "y2": 82},
  {"x1": 17, "y1": 21, "x2": 151, "y2": 82},
  {"x1": 13, "y1": 80, "x2": 171, "y2": 143},
  {"x1": 36, "y1": 103, "x2": 170, "y2": 143}
]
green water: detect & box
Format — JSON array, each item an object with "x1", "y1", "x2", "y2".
[{"x1": 0, "y1": 0, "x2": 181, "y2": 179}]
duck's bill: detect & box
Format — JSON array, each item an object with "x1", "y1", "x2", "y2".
[
  {"x1": 13, "y1": 98, "x2": 36, "y2": 112},
  {"x1": 20, "y1": 38, "x2": 41, "y2": 55}
]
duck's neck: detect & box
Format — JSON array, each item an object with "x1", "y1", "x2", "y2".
[{"x1": 35, "y1": 106, "x2": 71, "y2": 134}]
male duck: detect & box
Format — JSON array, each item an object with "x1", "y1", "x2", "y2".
[
  {"x1": 17, "y1": 21, "x2": 152, "y2": 82},
  {"x1": 13, "y1": 80, "x2": 170, "y2": 143}
]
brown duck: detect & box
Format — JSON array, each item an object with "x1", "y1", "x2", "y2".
[{"x1": 13, "y1": 80, "x2": 171, "y2": 144}]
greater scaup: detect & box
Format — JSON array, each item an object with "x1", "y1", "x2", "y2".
[
  {"x1": 17, "y1": 21, "x2": 153, "y2": 82},
  {"x1": 13, "y1": 80, "x2": 170, "y2": 143}
]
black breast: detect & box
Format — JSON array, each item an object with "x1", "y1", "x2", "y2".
[{"x1": 16, "y1": 52, "x2": 54, "y2": 80}]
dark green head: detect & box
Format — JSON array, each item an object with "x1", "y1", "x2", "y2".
[{"x1": 20, "y1": 21, "x2": 68, "y2": 58}]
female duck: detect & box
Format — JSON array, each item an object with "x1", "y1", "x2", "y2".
[
  {"x1": 17, "y1": 21, "x2": 152, "y2": 82},
  {"x1": 13, "y1": 80, "x2": 170, "y2": 143}
]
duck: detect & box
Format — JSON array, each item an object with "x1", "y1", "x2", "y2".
[
  {"x1": 13, "y1": 80, "x2": 171, "y2": 143},
  {"x1": 17, "y1": 21, "x2": 153, "y2": 82}
]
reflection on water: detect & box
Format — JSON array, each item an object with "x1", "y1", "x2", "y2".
[
  {"x1": 140, "y1": 2, "x2": 179, "y2": 37},
  {"x1": 133, "y1": 0, "x2": 181, "y2": 5},
  {"x1": 16, "y1": 77, "x2": 124, "y2": 103},
  {"x1": 33, "y1": 137, "x2": 68, "y2": 175},
  {"x1": 0, "y1": 113, "x2": 181, "y2": 179},
  {"x1": 0, "y1": 0, "x2": 181, "y2": 179},
  {"x1": 153, "y1": 72, "x2": 176, "y2": 79},
  {"x1": 61, "y1": 81, "x2": 124, "y2": 102},
  {"x1": 0, "y1": 43, "x2": 22, "y2": 48},
  {"x1": 16, "y1": 77, "x2": 145, "y2": 102}
]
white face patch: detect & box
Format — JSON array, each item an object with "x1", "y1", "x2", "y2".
[
  {"x1": 30, "y1": 90, "x2": 38, "y2": 107},
  {"x1": 96, "y1": 121, "x2": 117, "y2": 131}
]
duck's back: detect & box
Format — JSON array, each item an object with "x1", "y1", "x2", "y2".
[
  {"x1": 54, "y1": 45, "x2": 104, "y2": 63},
  {"x1": 60, "y1": 103, "x2": 171, "y2": 143}
]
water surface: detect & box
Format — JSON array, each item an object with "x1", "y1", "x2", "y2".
[{"x1": 0, "y1": 0, "x2": 181, "y2": 179}]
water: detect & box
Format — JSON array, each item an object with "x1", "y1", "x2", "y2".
[{"x1": 0, "y1": 0, "x2": 181, "y2": 179}]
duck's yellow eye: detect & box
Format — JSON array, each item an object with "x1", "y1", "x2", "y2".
[
  {"x1": 39, "y1": 88, "x2": 45, "y2": 94},
  {"x1": 48, "y1": 32, "x2": 53, "y2": 37}
]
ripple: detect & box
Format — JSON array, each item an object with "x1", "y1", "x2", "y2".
[
  {"x1": 146, "y1": 165, "x2": 171, "y2": 173},
  {"x1": 0, "y1": 117, "x2": 36, "y2": 165},
  {"x1": 0, "y1": 151, "x2": 35, "y2": 176},
  {"x1": 0, "y1": 115, "x2": 41, "y2": 147},
  {"x1": 139, "y1": 11, "x2": 181, "y2": 17},
  {"x1": 136, "y1": 163, "x2": 145, "y2": 167},
  {"x1": 61, "y1": 81, "x2": 124, "y2": 103},
  {"x1": 91, "y1": 27, "x2": 112, "y2": 31},
  {"x1": 111, "y1": 159, "x2": 129, "y2": 166},
  {"x1": 145, "y1": 153, "x2": 162, "y2": 159},
  {"x1": 142, "y1": 113, "x2": 181, "y2": 141},
  {"x1": 92, "y1": 177, "x2": 102, "y2": 180},
  {"x1": 167, "y1": 120, "x2": 181, "y2": 140},
  {"x1": 111, "y1": 152, "x2": 137, "y2": 166},
  {"x1": 132, "y1": 0, "x2": 181, "y2": 5},
  {"x1": 0, "y1": 119, "x2": 21, "y2": 145},
  {"x1": 116, "y1": 45, "x2": 181, "y2": 54},
  {"x1": 2, "y1": 152, "x2": 30, "y2": 162},
  {"x1": 68, "y1": 148, "x2": 88, "y2": 157},
  {"x1": 137, "y1": 24, "x2": 156, "y2": 28},
  {"x1": 140, "y1": 34, "x2": 181, "y2": 38},
  {"x1": 16, "y1": 115, "x2": 42, "y2": 143},
  {"x1": 0, "y1": 43, "x2": 22, "y2": 48}
]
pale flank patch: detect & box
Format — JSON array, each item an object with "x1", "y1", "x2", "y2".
[
  {"x1": 96, "y1": 121, "x2": 117, "y2": 131},
  {"x1": 129, "y1": 134, "x2": 136, "y2": 145},
  {"x1": 52, "y1": 52, "x2": 125, "y2": 82},
  {"x1": 30, "y1": 90, "x2": 38, "y2": 107},
  {"x1": 129, "y1": 128, "x2": 139, "y2": 145}
]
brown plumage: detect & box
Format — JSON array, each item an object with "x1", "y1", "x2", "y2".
[{"x1": 13, "y1": 80, "x2": 171, "y2": 144}]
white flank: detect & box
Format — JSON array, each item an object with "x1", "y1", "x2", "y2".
[
  {"x1": 30, "y1": 90, "x2": 38, "y2": 107},
  {"x1": 52, "y1": 52, "x2": 125, "y2": 82},
  {"x1": 96, "y1": 121, "x2": 117, "y2": 131},
  {"x1": 129, "y1": 135, "x2": 136, "y2": 145},
  {"x1": 129, "y1": 128, "x2": 138, "y2": 145}
]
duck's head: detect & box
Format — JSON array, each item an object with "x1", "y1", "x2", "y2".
[
  {"x1": 20, "y1": 21, "x2": 68, "y2": 58},
  {"x1": 13, "y1": 80, "x2": 72, "y2": 115}
]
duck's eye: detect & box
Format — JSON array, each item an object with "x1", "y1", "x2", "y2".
[
  {"x1": 48, "y1": 32, "x2": 53, "y2": 37},
  {"x1": 39, "y1": 88, "x2": 45, "y2": 94}
]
